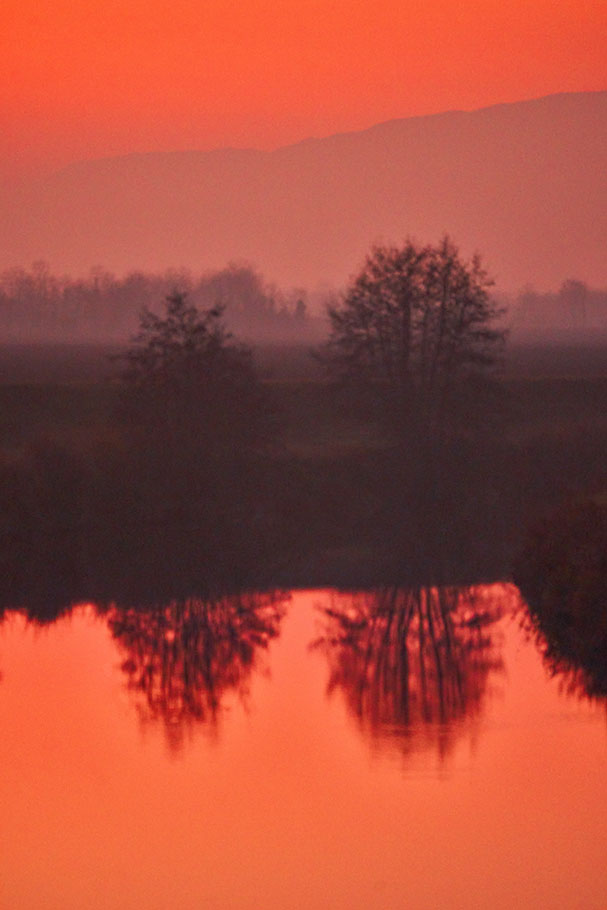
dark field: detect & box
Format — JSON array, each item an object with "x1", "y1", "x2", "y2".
[
  {"x1": 2, "y1": 341, "x2": 607, "y2": 449},
  {"x1": 1, "y1": 341, "x2": 604, "y2": 619},
  {"x1": 3, "y1": 339, "x2": 607, "y2": 383}
]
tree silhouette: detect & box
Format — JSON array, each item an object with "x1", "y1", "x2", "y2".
[
  {"x1": 325, "y1": 237, "x2": 506, "y2": 432},
  {"x1": 121, "y1": 291, "x2": 271, "y2": 454},
  {"x1": 514, "y1": 500, "x2": 607, "y2": 698},
  {"x1": 116, "y1": 291, "x2": 276, "y2": 549}
]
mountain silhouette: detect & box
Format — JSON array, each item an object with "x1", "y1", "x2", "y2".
[{"x1": 2, "y1": 91, "x2": 605, "y2": 292}]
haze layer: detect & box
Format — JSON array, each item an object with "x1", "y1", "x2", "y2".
[{"x1": 2, "y1": 92, "x2": 606, "y2": 291}]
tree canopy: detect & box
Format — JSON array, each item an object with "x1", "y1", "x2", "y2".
[
  {"x1": 325, "y1": 237, "x2": 506, "y2": 427},
  {"x1": 121, "y1": 291, "x2": 271, "y2": 454}
]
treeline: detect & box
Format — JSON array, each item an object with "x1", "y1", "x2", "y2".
[
  {"x1": 509, "y1": 279, "x2": 607, "y2": 338},
  {"x1": 3, "y1": 261, "x2": 607, "y2": 346},
  {"x1": 0, "y1": 261, "x2": 326, "y2": 343}
]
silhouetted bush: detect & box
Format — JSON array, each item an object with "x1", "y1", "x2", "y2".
[{"x1": 514, "y1": 500, "x2": 607, "y2": 695}]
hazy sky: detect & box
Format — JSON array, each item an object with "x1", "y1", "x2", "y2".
[{"x1": 2, "y1": 0, "x2": 606, "y2": 176}]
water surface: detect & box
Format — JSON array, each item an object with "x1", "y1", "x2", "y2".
[{"x1": 1, "y1": 585, "x2": 605, "y2": 909}]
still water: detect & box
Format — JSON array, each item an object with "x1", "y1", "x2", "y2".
[{"x1": 1, "y1": 585, "x2": 606, "y2": 909}]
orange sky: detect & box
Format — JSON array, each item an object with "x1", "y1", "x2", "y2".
[{"x1": 1, "y1": 0, "x2": 606, "y2": 177}]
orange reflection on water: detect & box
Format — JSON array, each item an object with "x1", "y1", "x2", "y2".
[{"x1": 0, "y1": 587, "x2": 606, "y2": 910}]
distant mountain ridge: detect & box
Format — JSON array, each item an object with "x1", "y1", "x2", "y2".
[{"x1": 2, "y1": 91, "x2": 606, "y2": 292}]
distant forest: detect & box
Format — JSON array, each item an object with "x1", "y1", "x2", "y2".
[
  {"x1": 1, "y1": 261, "x2": 607, "y2": 344},
  {"x1": 0, "y1": 262, "x2": 327, "y2": 343},
  {"x1": 508, "y1": 279, "x2": 607, "y2": 339}
]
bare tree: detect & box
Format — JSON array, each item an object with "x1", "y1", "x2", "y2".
[{"x1": 325, "y1": 237, "x2": 506, "y2": 430}]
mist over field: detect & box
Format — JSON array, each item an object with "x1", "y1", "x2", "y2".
[
  {"x1": 2, "y1": 261, "x2": 607, "y2": 352},
  {"x1": 0, "y1": 262, "x2": 328, "y2": 346}
]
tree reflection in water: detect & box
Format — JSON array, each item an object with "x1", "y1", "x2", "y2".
[
  {"x1": 315, "y1": 584, "x2": 510, "y2": 759},
  {"x1": 107, "y1": 591, "x2": 287, "y2": 750}
]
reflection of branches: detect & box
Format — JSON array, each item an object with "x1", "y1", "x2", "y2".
[
  {"x1": 315, "y1": 584, "x2": 509, "y2": 758},
  {"x1": 520, "y1": 613, "x2": 607, "y2": 701},
  {"x1": 108, "y1": 592, "x2": 287, "y2": 750},
  {"x1": 544, "y1": 657, "x2": 607, "y2": 702},
  {"x1": 518, "y1": 606, "x2": 607, "y2": 706},
  {"x1": 514, "y1": 501, "x2": 607, "y2": 700}
]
